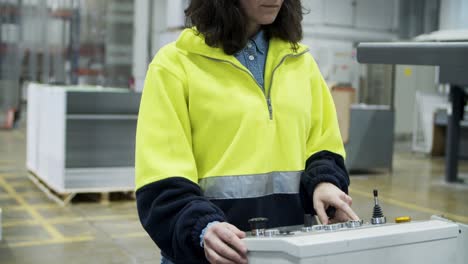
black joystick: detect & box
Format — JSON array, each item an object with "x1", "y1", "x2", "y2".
[
  {"x1": 372, "y1": 190, "x2": 384, "y2": 218},
  {"x1": 371, "y1": 189, "x2": 386, "y2": 225}
]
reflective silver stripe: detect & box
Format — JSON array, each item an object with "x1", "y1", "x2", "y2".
[{"x1": 199, "y1": 171, "x2": 303, "y2": 200}]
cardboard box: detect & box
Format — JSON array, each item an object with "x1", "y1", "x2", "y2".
[{"x1": 330, "y1": 84, "x2": 356, "y2": 143}]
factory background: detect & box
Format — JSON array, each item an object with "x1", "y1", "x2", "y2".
[{"x1": 0, "y1": 0, "x2": 467, "y2": 263}]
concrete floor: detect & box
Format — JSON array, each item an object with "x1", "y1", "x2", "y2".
[{"x1": 0, "y1": 120, "x2": 467, "y2": 264}]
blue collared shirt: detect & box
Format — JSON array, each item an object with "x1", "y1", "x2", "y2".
[{"x1": 234, "y1": 30, "x2": 269, "y2": 90}]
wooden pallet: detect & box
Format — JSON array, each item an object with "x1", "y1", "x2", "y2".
[{"x1": 27, "y1": 172, "x2": 135, "y2": 206}]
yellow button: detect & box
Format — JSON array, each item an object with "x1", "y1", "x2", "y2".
[{"x1": 395, "y1": 216, "x2": 411, "y2": 223}]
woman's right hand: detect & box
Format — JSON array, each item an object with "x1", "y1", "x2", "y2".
[{"x1": 203, "y1": 222, "x2": 248, "y2": 264}]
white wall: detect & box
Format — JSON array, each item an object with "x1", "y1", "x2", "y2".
[
  {"x1": 439, "y1": 0, "x2": 468, "y2": 30},
  {"x1": 302, "y1": 0, "x2": 399, "y2": 90},
  {"x1": 302, "y1": 0, "x2": 399, "y2": 31},
  {"x1": 303, "y1": 38, "x2": 359, "y2": 89}
]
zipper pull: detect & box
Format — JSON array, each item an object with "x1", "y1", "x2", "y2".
[{"x1": 267, "y1": 98, "x2": 273, "y2": 119}]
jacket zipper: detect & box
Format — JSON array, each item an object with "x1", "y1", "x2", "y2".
[
  {"x1": 202, "y1": 49, "x2": 309, "y2": 120},
  {"x1": 266, "y1": 50, "x2": 309, "y2": 119}
]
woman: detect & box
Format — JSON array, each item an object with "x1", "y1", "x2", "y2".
[{"x1": 135, "y1": 0, "x2": 359, "y2": 263}]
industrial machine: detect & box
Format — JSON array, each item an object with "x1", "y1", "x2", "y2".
[
  {"x1": 244, "y1": 190, "x2": 467, "y2": 264},
  {"x1": 357, "y1": 42, "x2": 468, "y2": 183}
]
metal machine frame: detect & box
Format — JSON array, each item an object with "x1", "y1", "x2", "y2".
[{"x1": 357, "y1": 42, "x2": 468, "y2": 183}]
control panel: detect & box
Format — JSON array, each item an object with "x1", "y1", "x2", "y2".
[
  {"x1": 243, "y1": 190, "x2": 468, "y2": 264},
  {"x1": 248, "y1": 218, "x2": 368, "y2": 238},
  {"x1": 246, "y1": 189, "x2": 385, "y2": 239}
]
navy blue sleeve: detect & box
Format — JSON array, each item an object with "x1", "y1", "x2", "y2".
[
  {"x1": 136, "y1": 177, "x2": 226, "y2": 264},
  {"x1": 299, "y1": 150, "x2": 350, "y2": 215}
]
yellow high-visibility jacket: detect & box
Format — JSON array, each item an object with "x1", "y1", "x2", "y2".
[{"x1": 135, "y1": 28, "x2": 349, "y2": 263}]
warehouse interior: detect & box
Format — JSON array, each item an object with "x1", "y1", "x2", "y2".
[{"x1": 0, "y1": 0, "x2": 467, "y2": 263}]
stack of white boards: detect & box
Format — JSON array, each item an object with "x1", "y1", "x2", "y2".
[{"x1": 26, "y1": 83, "x2": 141, "y2": 194}]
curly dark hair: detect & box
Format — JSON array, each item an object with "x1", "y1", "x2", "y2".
[{"x1": 185, "y1": 0, "x2": 304, "y2": 55}]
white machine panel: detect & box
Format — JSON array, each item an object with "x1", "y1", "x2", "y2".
[{"x1": 244, "y1": 219, "x2": 466, "y2": 264}]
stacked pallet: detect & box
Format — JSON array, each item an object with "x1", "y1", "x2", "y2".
[{"x1": 26, "y1": 83, "x2": 141, "y2": 204}]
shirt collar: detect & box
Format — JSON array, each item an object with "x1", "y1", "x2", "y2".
[{"x1": 250, "y1": 30, "x2": 268, "y2": 55}]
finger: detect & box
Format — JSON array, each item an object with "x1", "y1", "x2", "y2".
[
  {"x1": 331, "y1": 210, "x2": 351, "y2": 223},
  {"x1": 343, "y1": 194, "x2": 353, "y2": 206},
  {"x1": 205, "y1": 236, "x2": 246, "y2": 264},
  {"x1": 215, "y1": 227, "x2": 248, "y2": 258},
  {"x1": 333, "y1": 200, "x2": 359, "y2": 221},
  {"x1": 314, "y1": 201, "x2": 329, "y2": 225},
  {"x1": 224, "y1": 225, "x2": 247, "y2": 255},
  {"x1": 205, "y1": 247, "x2": 237, "y2": 264},
  {"x1": 226, "y1": 224, "x2": 246, "y2": 239}
]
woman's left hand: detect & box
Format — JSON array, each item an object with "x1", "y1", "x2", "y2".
[{"x1": 313, "y1": 182, "x2": 360, "y2": 224}]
